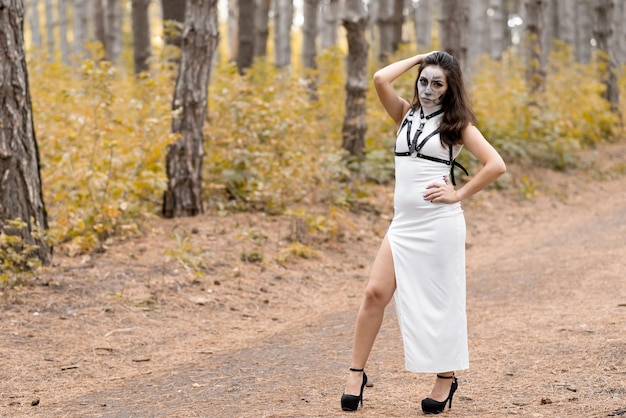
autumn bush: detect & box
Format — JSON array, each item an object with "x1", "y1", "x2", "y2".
[{"x1": 27, "y1": 42, "x2": 623, "y2": 257}]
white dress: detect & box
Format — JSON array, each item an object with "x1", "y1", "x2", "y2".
[{"x1": 387, "y1": 107, "x2": 469, "y2": 373}]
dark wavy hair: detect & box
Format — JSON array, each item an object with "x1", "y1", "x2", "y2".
[{"x1": 410, "y1": 51, "x2": 476, "y2": 146}]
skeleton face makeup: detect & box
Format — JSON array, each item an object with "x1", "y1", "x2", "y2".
[{"x1": 417, "y1": 66, "x2": 448, "y2": 108}]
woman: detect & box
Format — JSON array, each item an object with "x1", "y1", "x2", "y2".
[{"x1": 341, "y1": 51, "x2": 506, "y2": 414}]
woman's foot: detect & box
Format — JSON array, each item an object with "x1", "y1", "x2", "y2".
[
  {"x1": 341, "y1": 368, "x2": 368, "y2": 411},
  {"x1": 344, "y1": 368, "x2": 365, "y2": 396},
  {"x1": 421, "y1": 373, "x2": 458, "y2": 414},
  {"x1": 428, "y1": 372, "x2": 454, "y2": 401}
]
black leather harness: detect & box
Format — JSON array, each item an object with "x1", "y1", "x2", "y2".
[{"x1": 394, "y1": 108, "x2": 468, "y2": 186}]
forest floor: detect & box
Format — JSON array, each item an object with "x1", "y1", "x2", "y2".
[{"x1": 1, "y1": 142, "x2": 626, "y2": 418}]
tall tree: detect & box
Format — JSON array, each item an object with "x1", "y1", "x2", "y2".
[
  {"x1": 254, "y1": 0, "x2": 271, "y2": 57},
  {"x1": 236, "y1": 0, "x2": 255, "y2": 74},
  {"x1": 163, "y1": 0, "x2": 220, "y2": 218},
  {"x1": 228, "y1": 0, "x2": 238, "y2": 62},
  {"x1": 413, "y1": 0, "x2": 433, "y2": 50},
  {"x1": 131, "y1": 0, "x2": 151, "y2": 74},
  {"x1": 0, "y1": 0, "x2": 52, "y2": 264},
  {"x1": 376, "y1": 0, "x2": 403, "y2": 62},
  {"x1": 72, "y1": 0, "x2": 89, "y2": 59},
  {"x1": 341, "y1": 0, "x2": 368, "y2": 157},
  {"x1": 524, "y1": 0, "x2": 546, "y2": 95},
  {"x1": 105, "y1": 0, "x2": 122, "y2": 63},
  {"x1": 488, "y1": 0, "x2": 506, "y2": 60},
  {"x1": 94, "y1": 0, "x2": 106, "y2": 57},
  {"x1": 320, "y1": 0, "x2": 341, "y2": 50},
  {"x1": 440, "y1": 0, "x2": 469, "y2": 75},
  {"x1": 162, "y1": 0, "x2": 186, "y2": 48},
  {"x1": 593, "y1": 0, "x2": 620, "y2": 115},
  {"x1": 302, "y1": 0, "x2": 320, "y2": 94},
  {"x1": 58, "y1": 0, "x2": 70, "y2": 64},
  {"x1": 27, "y1": 0, "x2": 42, "y2": 49},
  {"x1": 274, "y1": 0, "x2": 293, "y2": 68},
  {"x1": 44, "y1": 0, "x2": 54, "y2": 59}
]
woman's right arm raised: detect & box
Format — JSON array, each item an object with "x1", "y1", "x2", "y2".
[{"x1": 373, "y1": 52, "x2": 434, "y2": 126}]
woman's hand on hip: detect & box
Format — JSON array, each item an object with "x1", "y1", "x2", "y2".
[{"x1": 423, "y1": 176, "x2": 460, "y2": 204}]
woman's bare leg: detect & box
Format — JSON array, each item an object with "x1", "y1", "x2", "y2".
[{"x1": 344, "y1": 235, "x2": 396, "y2": 395}]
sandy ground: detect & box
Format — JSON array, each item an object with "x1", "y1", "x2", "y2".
[{"x1": 1, "y1": 143, "x2": 625, "y2": 418}]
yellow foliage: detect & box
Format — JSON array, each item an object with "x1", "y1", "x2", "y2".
[{"x1": 26, "y1": 39, "x2": 624, "y2": 256}]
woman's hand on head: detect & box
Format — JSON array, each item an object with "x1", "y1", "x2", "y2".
[{"x1": 423, "y1": 176, "x2": 460, "y2": 204}]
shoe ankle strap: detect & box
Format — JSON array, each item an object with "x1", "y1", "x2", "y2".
[
  {"x1": 436, "y1": 373, "x2": 455, "y2": 379},
  {"x1": 349, "y1": 367, "x2": 364, "y2": 372}
]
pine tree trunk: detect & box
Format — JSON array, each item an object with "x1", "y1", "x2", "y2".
[
  {"x1": 237, "y1": 0, "x2": 255, "y2": 73},
  {"x1": 0, "y1": 0, "x2": 52, "y2": 264},
  {"x1": 377, "y1": 0, "x2": 396, "y2": 62},
  {"x1": 228, "y1": 0, "x2": 238, "y2": 62},
  {"x1": 162, "y1": 0, "x2": 186, "y2": 48},
  {"x1": 593, "y1": 0, "x2": 620, "y2": 115},
  {"x1": 488, "y1": 0, "x2": 505, "y2": 60},
  {"x1": 254, "y1": 0, "x2": 270, "y2": 57},
  {"x1": 341, "y1": 0, "x2": 368, "y2": 157},
  {"x1": 302, "y1": 0, "x2": 319, "y2": 70},
  {"x1": 27, "y1": 0, "x2": 42, "y2": 48},
  {"x1": 44, "y1": 0, "x2": 55, "y2": 59},
  {"x1": 94, "y1": 0, "x2": 106, "y2": 57},
  {"x1": 72, "y1": 0, "x2": 89, "y2": 58},
  {"x1": 254, "y1": 0, "x2": 271, "y2": 57},
  {"x1": 524, "y1": 0, "x2": 546, "y2": 95},
  {"x1": 440, "y1": 0, "x2": 468, "y2": 75},
  {"x1": 105, "y1": 0, "x2": 122, "y2": 63},
  {"x1": 131, "y1": 0, "x2": 151, "y2": 74},
  {"x1": 163, "y1": 0, "x2": 219, "y2": 218},
  {"x1": 320, "y1": 0, "x2": 340, "y2": 50},
  {"x1": 58, "y1": 0, "x2": 70, "y2": 64},
  {"x1": 274, "y1": 0, "x2": 293, "y2": 68},
  {"x1": 413, "y1": 0, "x2": 432, "y2": 50},
  {"x1": 575, "y1": 0, "x2": 593, "y2": 63}
]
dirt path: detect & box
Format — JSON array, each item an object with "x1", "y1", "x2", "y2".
[{"x1": 1, "y1": 145, "x2": 626, "y2": 418}]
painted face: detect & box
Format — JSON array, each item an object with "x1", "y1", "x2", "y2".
[{"x1": 417, "y1": 66, "x2": 448, "y2": 108}]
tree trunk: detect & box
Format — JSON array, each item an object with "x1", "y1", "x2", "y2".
[
  {"x1": 44, "y1": 0, "x2": 55, "y2": 59},
  {"x1": 467, "y1": 0, "x2": 490, "y2": 69},
  {"x1": 131, "y1": 0, "x2": 151, "y2": 74},
  {"x1": 27, "y1": 0, "x2": 42, "y2": 49},
  {"x1": 488, "y1": 0, "x2": 506, "y2": 60},
  {"x1": 440, "y1": 0, "x2": 469, "y2": 75},
  {"x1": 377, "y1": 0, "x2": 396, "y2": 62},
  {"x1": 575, "y1": 0, "x2": 593, "y2": 63},
  {"x1": 302, "y1": 0, "x2": 319, "y2": 70},
  {"x1": 254, "y1": 0, "x2": 270, "y2": 57},
  {"x1": 611, "y1": 0, "x2": 626, "y2": 66},
  {"x1": 0, "y1": 0, "x2": 52, "y2": 264},
  {"x1": 524, "y1": 0, "x2": 546, "y2": 95},
  {"x1": 320, "y1": 0, "x2": 340, "y2": 50},
  {"x1": 556, "y1": 0, "x2": 576, "y2": 51},
  {"x1": 228, "y1": 0, "x2": 239, "y2": 62},
  {"x1": 236, "y1": 0, "x2": 255, "y2": 74},
  {"x1": 94, "y1": 0, "x2": 106, "y2": 57},
  {"x1": 341, "y1": 0, "x2": 368, "y2": 157},
  {"x1": 58, "y1": 0, "x2": 70, "y2": 64},
  {"x1": 162, "y1": 0, "x2": 186, "y2": 48},
  {"x1": 593, "y1": 0, "x2": 620, "y2": 115},
  {"x1": 105, "y1": 0, "x2": 122, "y2": 63},
  {"x1": 72, "y1": 0, "x2": 89, "y2": 58},
  {"x1": 413, "y1": 0, "x2": 432, "y2": 50},
  {"x1": 274, "y1": 0, "x2": 293, "y2": 68},
  {"x1": 163, "y1": 0, "x2": 220, "y2": 218}
]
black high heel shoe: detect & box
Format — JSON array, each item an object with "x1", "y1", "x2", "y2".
[
  {"x1": 421, "y1": 373, "x2": 458, "y2": 414},
  {"x1": 341, "y1": 367, "x2": 368, "y2": 411}
]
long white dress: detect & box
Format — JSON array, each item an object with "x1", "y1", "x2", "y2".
[{"x1": 387, "y1": 107, "x2": 469, "y2": 373}]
